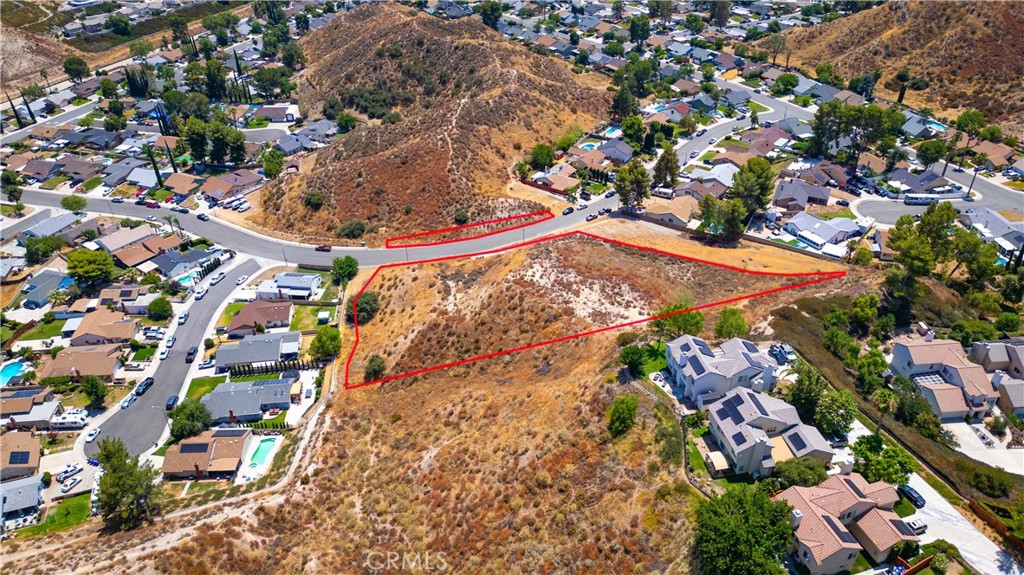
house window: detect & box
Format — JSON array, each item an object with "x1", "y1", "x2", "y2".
[
  {"x1": 736, "y1": 465, "x2": 744, "y2": 473},
  {"x1": 849, "y1": 552, "x2": 856, "y2": 560},
  {"x1": 802, "y1": 550, "x2": 809, "y2": 561}
]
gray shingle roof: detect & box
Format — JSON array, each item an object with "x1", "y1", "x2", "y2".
[{"x1": 0, "y1": 475, "x2": 42, "y2": 514}]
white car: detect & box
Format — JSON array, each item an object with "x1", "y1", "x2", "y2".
[
  {"x1": 120, "y1": 394, "x2": 137, "y2": 409},
  {"x1": 84, "y1": 428, "x2": 101, "y2": 443},
  {"x1": 577, "y1": 203, "x2": 588, "y2": 210},
  {"x1": 235, "y1": 274, "x2": 249, "y2": 286},
  {"x1": 165, "y1": 335, "x2": 176, "y2": 348},
  {"x1": 209, "y1": 272, "x2": 226, "y2": 285},
  {"x1": 146, "y1": 215, "x2": 157, "y2": 222},
  {"x1": 194, "y1": 286, "x2": 208, "y2": 300},
  {"x1": 689, "y1": 151, "x2": 699, "y2": 159},
  {"x1": 177, "y1": 311, "x2": 189, "y2": 325},
  {"x1": 158, "y1": 348, "x2": 169, "y2": 360},
  {"x1": 61, "y1": 477, "x2": 83, "y2": 494}
]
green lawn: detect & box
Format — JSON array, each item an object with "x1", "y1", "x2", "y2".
[
  {"x1": 252, "y1": 410, "x2": 287, "y2": 428},
  {"x1": 640, "y1": 342, "x2": 667, "y2": 376},
  {"x1": 290, "y1": 306, "x2": 333, "y2": 331},
  {"x1": 149, "y1": 188, "x2": 173, "y2": 202},
  {"x1": 748, "y1": 101, "x2": 770, "y2": 114},
  {"x1": 0, "y1": 325, "x2": 14, "y2": 344},
  {"x1": 232, "y1": 372, "x2": 282, "y2": 382},
  {"x1": 153, "y1": 439, "x2": 173, "y2": 457},
  {"x1": 586, "y1": 182, "x2": 608, "y2": 193},
  {"x1": 185, "y1": 375, "x2": 227, "y2": 400},
  {"x1": 247, "y1": 116, "x2": 270, "y2": 129},
  {"x1": 82, "y1": 176, "x2": 104, "y2": 191},
  {"x1": 893, "y1": 496, "x2": 917, "y2": 518},
  {"x1": 772, "y1": 238, "x2": 802, "y2": 247},
  {"x1": 18, "y1": 320, "x2": 66, "y2": 341},
  {"x1": 40, "y1": 176, "x2": 70, "y2": 190},
  {"x1": 851, "y1": 551, "x2": 875, "y2": 573},
  {"x1": 18, "y1": 494, "x2": 91, "y2": 537},
  {"x1": 1006, "y1": 181, "x2": 1024, "y2": 191},
  {"x1": 216, "y1": 302, "x2": 246, "y2": 328},
  {"x1": 687, "y1": 439, "x2": 708, "y2": 474},
  {"x1": 70, "y1": 97, "x2": 90, "y2": 106},
  {"x1": 818, "y1": 209, "x2": 855, "y2": 220},
  {"x1": 132, "y1": 347, "x2": 156, "y2": 361}
]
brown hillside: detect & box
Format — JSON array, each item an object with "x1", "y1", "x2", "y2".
[
  {"x1": 253, "y1": 4, "x2": 611, "y2": 245},
  {"x1": 784, "y1": 0, "x2": 1024, "y2": 135}
]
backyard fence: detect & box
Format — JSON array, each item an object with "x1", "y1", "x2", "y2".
[
  {"x1": 969, "y1": 499, "x2": 1024, "y2": 555},
  {"x1": 2, "y1": 320, "x2": 37, "y2": 351},
  {"x1": 227, "y1": 359, "x2": 322, "y2": 377}
]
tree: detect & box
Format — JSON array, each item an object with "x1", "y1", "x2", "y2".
[
  {"x1": 294, "y1": 12, "x2": 310, "y2": 33},
  {"x1": 110, "y1": 14, "x2": 132, "y2": 36},
  {"x1": 620, "y1": 345, "x2": 644, "y2": 376},
  {"x1": 473, "y1": 0, "x2": 502, "y2": 29},
  {"x1": 281, "y1": 42, "x2": 306, "y2": 71},
  {"x1": 771, "y1": 72, "x2": 798, "y2": 96},
  {"x1": 695, "y1": 485, "x2": 791, "y2": 575},
  {"x1": 609, "y1": 88, "x2": 637, "y2": 122},
  {"x1": 729, "y1": 157, "x2": 775, "y2": 213},
  {"x1": 146, "y1": 296, "x2": 173, "y2": 321},
  {"x1": 184, "y1": 117, "x2": 208, "y2": 164},
  {"x1": 63, "y1": 56, "x2": 89, "y2": 83},
  {"x1": 60, "y1": 194, "x2": 88, "y2": 212},
  {"x1": 169, "y1": 399, "x2": 212, "y2": 441},
  {"x1": 24, "y1": 236, "x2": 66, "y2": 264},
  {"x1": 849, "y1": 293, "x2": 879, "y2": 335},
  {"x1": 169, "y1": 15, "x2": 189, "y2": 44},
  {"x1": 331, "y1": 256, "x2": 360, "y2": 286},
  {"x1": 104, "y1": 113, "x2": 127, "y2": 132},
  {"x1": 100, "y1": 77, "x2": 118, "y2": 99},
  {"x1": 916, "y1": 139, "x2": 946, "y2": 171},
  {"x1": 203, "y1": 60, "x2": 229, "y2": 100},
  {"x1": 995, "y1": 312, "x2": 1021, "y2": 333},
  {"x1": 851, "y1": 434, "x2": 914, "y2": 486},
  {"x1": 262, "y1": 149, "x2": 284, "y2": 180},
  {"x1": 815, "y1": 390, "x2": 857, "y2": 437},
  {"x1": 608, "y1": 394, "x2": 638, "y2": 437},
  {"x1": 714, "y1": 308, "x2": 748, "y2": 339},
  {"x1": 628, "y1": 15, "x2": 650, "y2": 45},
  {"x1": 529, "y1": 144, "x2": 555, "y2": 169},
  {"x1": 786, "y1": 361, "x2": 828, "y2": 424},
  {"x1": 775, "y1": 457, "x2": 827, "y2": 488},
  {"x1": 227, "y1": 129, "x2": 246, "y2": 164},
  {"x1": 652, "y1": 143, "x2": 679, "y2": 187},
  {"x1": 66, "y1": 248, "x2": 115, "y2": 285},
  {"x1": 764, "y1": 34, "x2": 787, "y2": 66},
  {"x1": 652, "y1": 294, "x2": 703, "y2": 341},
  {"x1": 710, "y1": 0, "x2": 731, "y2": 27},
  {"x1": 96, "y1": 438, "x2": 161, "y2": 530},
  {"x1": 611, "y1": 0, "x2": 625, "y2": 21},
  {"x1": 621, "y1": 115, "x2": 645, "y2": 147},
  {"x1": 108, "y1": 99, "x2": 125, "y2": 117},
  {"x1": 81, "y1": 375, "x2": 108, "y2": 410},
  {"x1": 345, "y1": 291, "x2": 381, "y2": 323},
  {"x1": 364, "y1": 355, "x2": 386, "y2": 381},
  {"x1": 336, "y1": 112, "x2": 358, "y2": 133},
  {"x1": 309, "y1": 326, "x2": 342, "y2": 360},
  {"x1": 615, "y1": 159, "x2": 652, "y2": 211},
  {"x1": 979, "y1": 125, "x2": 1003, "y2": 143},
  {"x1": 685, "y1": 13, "x2": 705, "y2": 34},
  {"x1": 871, "y1": 388, "x2": 899, "y2": 434},
  {"x1": 251, "y1": 66, "x2": 293, "y2": 99},
  {"x1": 129, "y1": 40, "x2": 153, "y2": 59}
]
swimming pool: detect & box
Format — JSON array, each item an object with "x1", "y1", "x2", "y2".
[
  {"x1": 248, "y1": 438, "x2": 277, "y2": 468},
  {"x1": 0, "y1": 360, "x2": 26, "y2": 387},
  {"x1": 177, "y1": 271, "x2": 200, "y2": 286},
  {"x1": 925, "y1": 119, "x2": 947, "y2": 132},
  {"x1": 602, "y1": 127, "x2": 622, "y2": 139},
  {"x1": 580, "y1": 142, "x2": 597, "y2": 151}
]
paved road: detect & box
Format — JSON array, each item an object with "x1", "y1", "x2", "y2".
[
  {"x1": 84, "y1": 259, "x2": 261, "y2": 457},
  {"x1": 1, "y1": 101, "x2": 100, "y2": 145},
  {"x1": 21, "y1": 187, "x2": 619, "y2": 267},
  {"x1": 0, "y1": 208, "x2": 50, "y2": 242}
]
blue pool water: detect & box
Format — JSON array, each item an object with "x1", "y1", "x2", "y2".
[
  {"x1": 997, "y1": 256, "x2": 1008, "y2": 267},
  {"x1": 177, "y1": 271, "x2": 200, "y2": 286},
  {"x1": 580, "y1": 142, "x2": 597, "y2": 151},
  {"x1": 925, "y1": 119, "x2": 947, "y2": 132},
  {"x1": 603, "y1": 127, "x2": 622, "y2": 138},
  {"x1": 0, "y1": 360, "x2": 26, "y2": 386}
]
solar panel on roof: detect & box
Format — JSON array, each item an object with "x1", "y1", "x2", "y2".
[
  {"x1": 787, "y1": 431, "x2": 807, "y2": 452},
  {"x1": 119, "y1": 289, "x2": 132, "y2": 298},
  {"x1": 749, "y1": 393, "x2": 769, "y2": 417},
  {"x1": 824, "y1": 515, "x2": 858, "y2": 543},
  {"x1": 5, "y1": 390, "x2": 40, "y2": 399},
  {"x1": 743, "y1": 341, "x2": 757, "y2": 353},
  {"x1": 687, "y1": 354, "x2": 705, "y2": 375},
  {"x1": 179, "y1": 443, "x2": 210, "y2": 454},
  {"x1": 891, "y1": 519, "x2": 916, "y2": 537},
  {"x1": 212, "y1": 429, "x2": 247, "y2": 437},
  {"x1": 731, "y1": 431, "x2": 747, "y2": 446},
  {"x1": 8, "y1": 451, "x2": 30, "y2": 465},
  {"x1": 843, "y1": 478, "x2": 866, "y2": 498}
]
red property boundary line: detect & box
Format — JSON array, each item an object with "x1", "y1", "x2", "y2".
[
  {"x1": 344, "y1": 230, "x2": 846, "y2": 390},
  {"x1": 384, "y1": 210, "x2": 555, "y2": 248}
]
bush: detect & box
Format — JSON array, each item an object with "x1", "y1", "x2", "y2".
[
  {"x1": 345, "y1": 291, "x2": 381, "y2": 323},
  {"x1": 364, "y1": 354, "x2": 385, "y2": 381},
  {"x1": 969, "y1": 468, "x2": 1012, "y2": 498},
  {"x1": 41, "y1": 471, "x2": 52, "y2": 487},
  {"x1": 608, "y1": 394, "x2": 638, "y2": 437},
  {"x1": 204, "y1": 338, "x2": 215, "y2": 350},
  {"x1": 616, "y1": 331, "x2": 640, "y2": 347},
  {"x1": 454, "y1": 209, "x2": 469, "y2": 225},
  {"x1": 146, "y1": 296, "x2": 173, "y2": 321},
  {"x1": 303, "y1": 190, "x2": 324, "y2": 211},
  {"x1": 852, "y1": 247, "x2": 873, "y2": 265},
  {"x1": 995, "y1": 312, "x2": 1021, "y2": 333},
  {"x1": 336, "y1": 220, "x2": 366, "y2": 239},
  {"x1": 620, "y1": 345, "x2": 644, "y2": 375}
]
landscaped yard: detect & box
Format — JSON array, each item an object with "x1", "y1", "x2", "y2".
[
  {"x1": 186, "y1": 375, "x2": 227, "y2": 400},
  {"x1": 18, "y1": 320, "x2": 66, "y2": 341},
  {"x1": 851, "y1": 551, "x2": 875, "y2": 573},
  {"x1": 232, "y1": 372, "x2": 282, "y2": 382},
  {"x1": 688, "y1": 438, "x2": 708, "y2": 475},
  {"x1": 640, "y1": 341, "x2": 667, "y2": 376},
  {"x1": 893, "y1": 495, "x2": 917, "y2": 518},
  {"x1": 149, "y1": 188, "x2": 173, "y2": 202},
  {"x1": 18, "y1": 494, "x2": 91, "y2": 537},
  {"x1": 40, "y1": 176, "x2": 70, "y2": 190},
  {"x1": 216, "y1": 302, "x2": 246, "y2": 328},
  {"x1": 698, "y1": 151, "x2": 718, "y2": 161},
  {"x1": 748, "y1": 101, "x2": 770, "y2": 114},
  {"x1": 132, "y1": 347, "x2": 157, "y2": 361},
  {"x1": 817, "y1": 208, "x2": 855, "y2": 220},
  {"x1": 290, "y1": 306, "x2": 333, "y2": 331},
  {"x1": 82, "y1": 176, "x2": 104, "y2": 191},
  {"x1": 247, "y1": 116, "x2": 270, "y2": 129}
]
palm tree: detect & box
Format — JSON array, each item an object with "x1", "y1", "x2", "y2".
[
  {"x1": 40, "y1": 69, "x2": 49, "y2": 93},
  {"x1": 885, "y1": 146, "x2": 909, "y2": 173},
  {"x1": 967, "y1": 153, "x2": 988, "y2": 196},
  {"x1": 161, "y1": 215, "x2": 176, "y2": 235},
  {"x1": 171, "y1": 216, "x2": 183, "y2": 237},
  {"x1": 870, "y1": 389, "x2": 899, "y2": 435},
  {"x1": 121, "y1": 268, "x2": 141, "y2": 284}
]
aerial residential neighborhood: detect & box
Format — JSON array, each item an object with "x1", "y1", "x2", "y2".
[{"x1": 0, "y1": 1, "x2": 1022, "y2": 574}]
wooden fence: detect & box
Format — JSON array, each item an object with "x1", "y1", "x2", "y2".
[
  {"x1": 969, "y1": 499, "x2": 1024, "y2": 555},
  {"x1": 2, "y1": 320, "x2": 37, "y2": 351}
]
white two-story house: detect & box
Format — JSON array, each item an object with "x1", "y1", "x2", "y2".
[{"x1": 666, "y1": 335, "x2": 778, "y2": 408}]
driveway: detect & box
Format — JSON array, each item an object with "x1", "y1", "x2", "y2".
[
  {"x1": 942, "y1": 421, "x2": 1024, "y2": 476},
  {"x1": 904, "y1": 472, "x2": 1024, "y2": 575}
]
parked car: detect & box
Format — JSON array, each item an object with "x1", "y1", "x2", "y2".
[
  {"x1": 194, "y1": 286, "x2": 208, "y2": 300},
  {"x1": 579, "y1": 191, "x2": 592, "y2": 201},
  {"x1": 209, "y1": 272, "x2": 226, "y2": 285},
  {"x1": 111, "y1": 197, "x2": 125, "y2": 204},
  {"x1": 134, "y1": 377, "x2": 154, "y2": 396},
  {"x1": 907, "y1": 519, "x2": 927, "y2": 535},
  {"x1": 899, "y1": 485, "x2": 926, "y2": 508},
  {"x1": 315, "y1": 245, "x2": 332, "y2": 252},
  {"x1": 61, "y1": 477, "x2": 83, "y2": 494},
  {"x1": 577, "y1": 203, "x2": 588, "y2": 210},
  {"x1": 562, "y1": 207, "x2": 574, "y2": 215},
  {"x1": 185, "y1": 346, "x2": 198, "y2": 363},
  {"x1": 146, "y1": 215, "x2": 157, "y2": 222},
  {"x1": 55, "y1": 463, "x2": 83, "y2": 483},
  {"x1": 197, "y1": 213, "x2": 210, "y2": 222},
  {"x1": 84, "y1": 428, "x2": 101, "y2": 443},
  {"x1": 158, "y1": 348, "x2": 169, "y2": 360},
  {"x1": 696, "y1": 129, "x2": 707, "y2": 137},
  {"x1": 120, "y1": 394, "x2": 137, "y2": 409},
  {"x1": 836, "y1": 200, "x2": 850, "y2": 207},
  {"x1": 166, "y1": 395, "x2": 180, "y2": 411},
  {"x1": 585, "y1": 214, "x2": 598, "y2": 222},
  {"x1": 177, "y1": 311, "x2": 189, "y2": 325},
  {"x1": 198, "y1": 359, "x2": 215, "y2": 370},
  {"x1": 605, "y1": 190, "x2": 616, "y2": 198},
  {"x1": 165, "y1": 335, "x2": 176, "y2": 348},
  {"x1": 235, "y1": 274, "x2": 249, "y2": 285},
  {"x1": 689, "y1": 151, "x2": 699, "y2": 159},
  {"x1": 708, "y1": 138, "x2": 716, "y2": 145}
]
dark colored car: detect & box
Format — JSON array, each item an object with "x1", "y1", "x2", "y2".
[
  {"x1": 185, "y1": 346, "x2": 198, "y2": 363},
  {"x1": 315, "y1": 245, "x2": 332, "y2": 252},
  {"x1": 579, "y1": 191, "x2": 592, "y2": 201},
  {"x1": 562, "y1": 207, "x2": 574, "y2": 216},
  {"x1": 605, "y1": 190, "x2": 616, "y2": 198},
  {"x1": 134, "y1": 377, "x2": 154, "y2": 396},
  {"x1": 836, "y1": 199, "x2": 850, "y2": 207},
  {"x1": 134, "y1": 198, "x2": 147, "y2": 206},
  {"x1": 197, "y1": 213, "x2": 210, "y2": 221},
  {"x1": 848, "y1": 189, "x2": 862, "y2": 197},
  {"x1": 899, "y1": 485, "x2": 926, "y2": 509},
  {"x1": 165, "y1": 395, "x2": 180, "y2": 411},
  {"x1": 111, "y1": 197, "x2": 125, "y2": 203}
]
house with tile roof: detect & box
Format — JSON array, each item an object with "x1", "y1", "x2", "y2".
[
  {"x1": 0, "y1": 432, "x2": 41, "y2": 481},
  {"x1": 891, "y1": 335, "x2": 999, "y2": 420},
  {"x1": 161, "y1": 428, "x2": 253, "y2": 480},
  {"x1": 69, "y1": 308, "x2": 138, "y2": 347},
  {"x1": 774, "y1": 472, "x2": 915, "y2": 575},
  {"x1": 227, "y1": 300, "x2": 293, "y2": 338},
  {"x1": 706, "y1": 388, "x2": 833, "y2": 477},
  {"x1": 665, "y1": 335, "x2": 778, "y2": 407}
]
